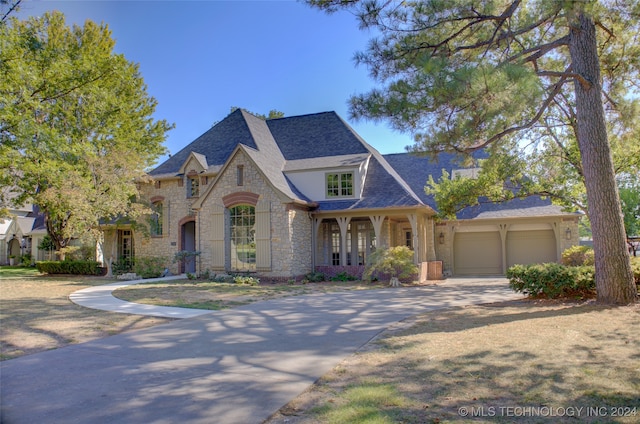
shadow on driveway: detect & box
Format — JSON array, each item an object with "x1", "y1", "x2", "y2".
[{"x1": 1, "y1": 278, "x2": 520, "y2": 424}]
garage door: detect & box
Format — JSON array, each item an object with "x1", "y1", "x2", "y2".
[
  {"x1": 454, "y1": 232, "x2": 502, "y2": 275},
  {"x1": 506, "y1": 230, "x2": 557, "y2": 267}
]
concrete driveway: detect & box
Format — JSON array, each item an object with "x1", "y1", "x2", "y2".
[{"x1": 1, "y1": 278, "x2": 520, "y2": 424}]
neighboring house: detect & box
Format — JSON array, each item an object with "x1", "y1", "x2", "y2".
[
  {"x1": 110, "y1": 109, "x2": 578, "y2": 279},
  {"x1": 0, "y1": 201, "x2": 49, "y2": 265}
]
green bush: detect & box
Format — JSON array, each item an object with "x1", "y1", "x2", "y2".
[
  {"x1": 330, "y1": 271, "x2": 358, "y2": 282},
  {"x1": 112, "y1": 258, "x2": 134, "y2": 274},
  {"x1": 630, "y1": 256, "x2": 640, "y2": 285},
  {"x1": 561, "y1": 245, "x2": 594, "y2": 266},
  {"x1": 36, "y1": 260, "x2": 101, "y2": 275},
  {"x1": 234, "y1": 275, "x2": 259, "y2": 286},
  {"x1": 304, "y1": 271, "x2": 326, "y2": 283},
  {"x1": 19, "y1": 254, "x2": 32, "y2": 267},
  {"x1": 363, "y1": 246, "x2": 418, "y2": 282},
  {"x1": 134, "y1": 256, "x2": 167, "y2": 279},
  {"x1": 507, "y1": 263, "x2": 595, "y2": 298}
]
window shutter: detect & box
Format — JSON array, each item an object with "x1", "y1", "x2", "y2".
[
  {"x1": 163, "y1": 201, "x2": 170, "y2": 237},
  {"x1": 211, "y1": 204, "x2": 225, "y2": 269},
  {"x1": 255, "y1": 200, "x2": 271, "y2": 270}
]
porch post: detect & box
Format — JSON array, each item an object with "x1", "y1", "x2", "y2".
[
  {"x1": 369, "y1": 215, "x2": 385, "y2": 249},
  {"x1": 336, "y1": 217, "x2": 351, "y2": 266},
  {"x1": 407, "y1": 213, "x2": 419, "y2": 264},
  {"x1": 499, "y1": 223, "x2": 509, "y2": 274},
  {"x1": 312, "y1": 217, "x2": 323, "y2": 269}
]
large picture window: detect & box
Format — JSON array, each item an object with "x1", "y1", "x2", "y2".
[
  {"x1": 230, "y1": 205, "x2": 256, "y2": 271},
  {"x1": 326, "y1": 172, "x2": 353, "y2": 197}
]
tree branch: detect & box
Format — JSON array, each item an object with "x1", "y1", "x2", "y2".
[
  {"x1": 537, "y1": 69, "x2": 591, "y2": 88},
  {"x1": 0, "y1": 0, "x2": 22, "y2": 24},
  {"x1": 467, "y1": 73, "x2": 570, "y2": 151},
  {"x1": 508, "y1": 35, "x2": 570, "y2": 64}
]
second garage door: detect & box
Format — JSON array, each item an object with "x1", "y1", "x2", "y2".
[
  {"x1": 454, "y1": 231, "x2": 502, "y2": 275},
  {"x1": 506, "y1": 230, "x2": 557, "y2": 267}
]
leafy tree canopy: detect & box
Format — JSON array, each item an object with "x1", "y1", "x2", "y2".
[{"x1": 0, "y1": 11, "x2": 173, "y2": 253}]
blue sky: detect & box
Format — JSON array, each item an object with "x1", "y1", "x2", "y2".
[{"x1": 14, "y1": 0, "x2": 416, "y2": 165}]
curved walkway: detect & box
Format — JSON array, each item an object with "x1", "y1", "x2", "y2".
[
  {"x1": 2, "y1": 277, "x2": 520, "y2": 424},
  {"x1": 69, "y1": 275, "x2": 213, "y2": 318}
]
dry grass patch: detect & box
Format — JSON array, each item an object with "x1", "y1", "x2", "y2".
[
  {"x1": 0, "y1": 274, "x2": 172, "y2": 360},
  {"x1": 113, "y1": 280, "x2": 388, "y2": 310},
  {"x1": 267, "y1": 300, "x2": 640, "y2": 424}
]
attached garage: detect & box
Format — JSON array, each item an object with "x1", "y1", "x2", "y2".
[
  {"x1": 506, "y1": 229, "x2": 557, "y2": 267},
  {"x1": 454, "y1": 231, "x2": 502, "y2": 275}
]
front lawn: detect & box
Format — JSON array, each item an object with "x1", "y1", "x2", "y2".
[
  {"x1": 0, "y1": 266, "x2": 42, "y2": 279},
  {"x1": 113, "y1": 279, "x2": 388, "y2": 310},
  {"x1": 266, "y1": 300, "x2": 640, "y2": 424}
]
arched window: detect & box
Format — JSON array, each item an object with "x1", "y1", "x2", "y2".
[
  {"x1": 229, "y1": 205, "x2": 256, "y2": 271},
  {"x1": 150, "y1": 201, "x2": 163, "y2": 236}
]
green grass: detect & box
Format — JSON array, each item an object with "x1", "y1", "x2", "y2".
[
  {"x1": 0, "y1": 266, "x2": 43, "y2": 278},
  {"x1": 312, "y1": 382, "x2": 415, "y2": 424}
]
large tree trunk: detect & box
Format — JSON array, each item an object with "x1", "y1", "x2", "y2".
[{"x1": 569, "y1": 12, "x2": 636, "y2": 304}]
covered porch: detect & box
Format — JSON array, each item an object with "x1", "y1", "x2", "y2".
[{"x1": 311, "y1": 207, "x2": 440, "y2": 280}]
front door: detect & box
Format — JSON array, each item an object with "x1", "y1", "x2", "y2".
[
  {"x1": 181, "y1": 221, "x2": 196, "y2": 273},
  {"x1": 118, "y1": 230, "x2": 134, "y2": 271}
]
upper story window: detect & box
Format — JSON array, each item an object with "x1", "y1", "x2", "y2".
[
  {"x1": 326, "y1": 172, "x2": 353, "y2": 198},
  {"x1": 187, "y1": 176, "x2": 200, "y2": 198},
  {"x1": 452, "y1": 168, "x2": 481, "y2": 179}
]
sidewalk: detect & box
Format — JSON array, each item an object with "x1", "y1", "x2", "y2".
[
  {"x1": 2, "y1": 278, "x2": 519, "y2": 424},
  {"x1": 69, "y1": 274, "x2": 213, "y2": 318}
]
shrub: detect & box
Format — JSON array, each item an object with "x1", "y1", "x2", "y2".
[
  {"x1": 36, "y1": 260, "x2": 101, "y2": 275},
  {"x1": 234, "y1": 275, "x2": 259, "y2": 286},
  {"x1": 363, "y1": 246, "x2": 418, "y2": 283},
  {"x1": 330, "y1": 271, "x2": 358, "y2": 282},
  {"x1": 561, "y1": 245, "x2": 594, "y2": 266},
  {"x1": 19, "y1": 254, "x2": 32, "y2": 267},
  {"x1": 304, "y1": 271, "x2": 325, "y2": 283},
  {"x1": 134, "y1": 256, "x2": 167, "y2": 279},
  {"x1": 173, "y1": 250, "x2": 201, "y2": 267},
  {"x1": 630, "y1": 256, "x2": 640, "y2": 285},
  {"x1": 112, "y1": 258, "x2": 134, "y2": 275},
  {"x1": 507, "y1": 263, "x2": 595, "y2": 298}
]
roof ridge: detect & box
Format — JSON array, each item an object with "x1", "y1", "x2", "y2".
[{"x1": 266, "y1": 110, "x2": 336, "y2": 122}]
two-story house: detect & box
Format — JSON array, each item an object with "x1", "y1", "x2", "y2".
[{"x1": 103, "y1": 109, "x2": 578, "y2": 280}]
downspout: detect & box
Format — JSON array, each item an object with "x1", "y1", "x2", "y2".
[
  {"x1": 310, "y1": 213, "x2": 315, "y2": 271},
  {"x1": 195, "y1": 209, "x2": 201, "y2": 277}
]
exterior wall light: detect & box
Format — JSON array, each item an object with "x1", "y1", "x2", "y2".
[
  {"x1": 439, "y1": 232, "x2": 445, "y2": 244},
  {"x1": 565, "y1": 227, "x2": 572, "y2": 240}
]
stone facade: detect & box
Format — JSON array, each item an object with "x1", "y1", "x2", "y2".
[{"x1": 134, "y1": 149, "x2": 313, "y2": 278}]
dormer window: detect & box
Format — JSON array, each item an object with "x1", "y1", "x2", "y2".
[
  {"x1": 326, "y1": 172, "x2": 353, "y2": 198},
  {"x1": 452, "y1": 168, "x2": 481, "y2": 179},
  {"x1": 187, "y1": 176, "x2": 200, "y2": 198}
]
